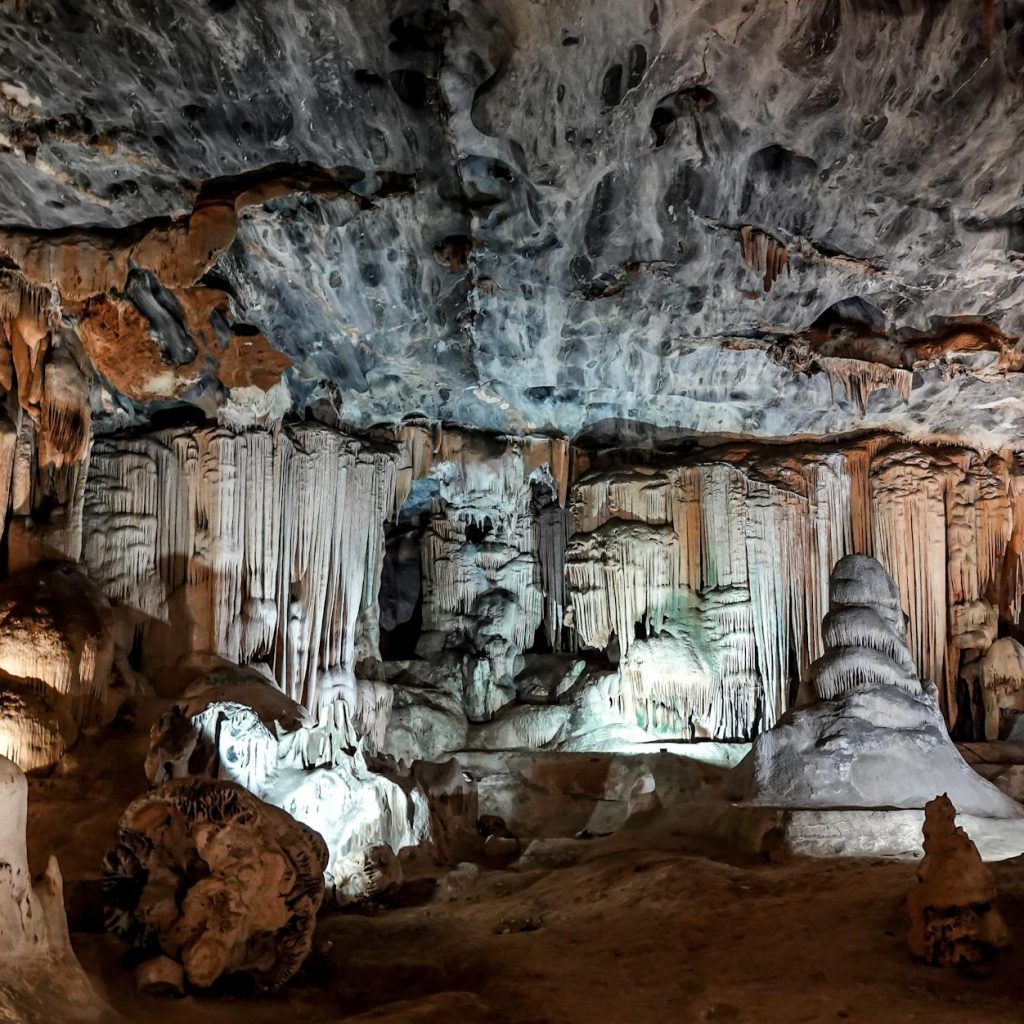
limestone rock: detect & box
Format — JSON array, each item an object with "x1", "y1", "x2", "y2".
[
  {"x1": 728, "y1": 557, "x2": 1024, "y2": 817},
  {"x1": 103, "y1": 777, "x2": 328, "y2": 991},
  {"x1": 980, "y1": 638, "x2": 1024, "y2": 741},
  {"x1": 134, "y1": 955, "x2": 185, "y2": 998},
  {"x1": 145, "y1": 670, "x2": 446, "y2": 902},
  {"x1": 906, "y1": 794, "x2": 1012, "y2": 968},
  {"x1": 0, "y1": 755, "x2": 123, "y2": 1023},
  {"x1": 0, "y1": 564, "x2": 114, "y2": 770}
]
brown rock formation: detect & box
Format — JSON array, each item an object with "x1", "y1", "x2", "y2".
[
  {"x1": 102, "y1": 777, "x2": 329, "y2": 991},
  {"x1": 906, "y1": 794, "x2": 1012, "y2": 969}
]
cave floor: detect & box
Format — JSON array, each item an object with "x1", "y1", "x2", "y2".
[
  {"x1": 71, "y1": 839, "x2": 1024, "y2": 1024},
  {"x1": 24, "y1": 715, "x2": 1024, "y2": 1024}
]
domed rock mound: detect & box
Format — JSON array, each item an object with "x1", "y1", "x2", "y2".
[
  {"x1": 102, "y1": 777, "x2": 328, "y2": 992},
  {"x1": 728, "y1": 555, "x2": 1023, "y2": 819}
]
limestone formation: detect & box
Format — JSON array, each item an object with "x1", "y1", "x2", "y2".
[
  {"x1": 906, "y1": 794, "x2": 1012, "y2": 968},
  {"x1": 103, "y1": 777, "x2": 328, "y2": 991},
  {"x1": 7, "y1": 0, "x2": 1024, "y2": 1019},
  {"x1": 979, "y1": 638, "x2": 1024, "y2": 741},
  {"x1": 0, "y1": 564, "x2": 114, "y2": 770},
  {"x1": 728, "y1": 556, "x2": 1024, "y2": 818},
  {"x1": 83, "y1": 425, "x2": 397, "y2": 715},
  {"x1": 145, "y1": 661, "x2": 440, "y2": 901},
  {"x1": 0, "y1": 756, "x2": 122, "y2": 1023}
]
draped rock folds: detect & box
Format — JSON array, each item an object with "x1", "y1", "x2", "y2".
[
  {"x1": 83, "y1": 424, "x2": 398, "y2": 713},
  {"x1": 63, "y1": 422, "x2": 1024, "y2": 749}
]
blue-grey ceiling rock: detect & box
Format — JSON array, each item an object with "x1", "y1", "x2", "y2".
[{"x1": 3, "y1": 0, "x2": 1024, "y2": 445}]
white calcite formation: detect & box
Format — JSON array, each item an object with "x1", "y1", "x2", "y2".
[
  {"x1": 728, "y1": 556, "x2": 1024, "y2": 818},
  {"x1": 83, "y1": 423, "x2": 397, "y2": 715},
  {"x1": 103, "y1": 777, "x2": 328, "y2": 991},
  {"x1": 145, "y1": 659, "x2": 437, "y2": 901},
  {"x1": 0, "y1": 564, "x2": 114, "y2": 770},
  {"x1": 398, "y1": 424, "x2": 569, "y2": 721},
  {"x1": 0, "y1": 756, "x2": 122, "y2": 1024}
]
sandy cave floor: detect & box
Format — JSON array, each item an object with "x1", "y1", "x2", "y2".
[{"x1": 23, "y1": 718, "x2": 1024, "y2": 1024}]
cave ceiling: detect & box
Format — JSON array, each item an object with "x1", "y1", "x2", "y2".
[{"x1": 2, "y1": 0, "x2": 1024, "y2": 447}]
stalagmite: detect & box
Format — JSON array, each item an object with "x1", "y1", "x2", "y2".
[
  {"x1": 811, "y1": 555, "x2": 920, "y2": 697},
  {"x1": 728, "y1": 556, "x2": 1024, "y2": 818},
  {"x1": 0, "y1": 755, "x2": 122, "y2": 1023},
  {"x1": 979, "y1": 637, "x2": 1024, "y2": 740},
  {"x1": 906, "y1": 794, "x2": 1011, "y2": 968}
]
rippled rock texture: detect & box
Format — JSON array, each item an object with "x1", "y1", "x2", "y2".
[{"x1": 1, "y1": 1, "x2": 1023, "y2": 442}]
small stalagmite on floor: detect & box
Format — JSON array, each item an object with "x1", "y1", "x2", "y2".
[{"x1": 906, "y1": 794, "x2": 1012, "y2": 968}]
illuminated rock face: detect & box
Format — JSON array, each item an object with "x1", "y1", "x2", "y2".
[
  {"x1": 727, "y1": 557, "x2": 1024, "y2": 818},
  {"x1": 145, "y1": 657, "x2": 436, "y2": 902},
  {"x1": 0, "y1": 565, "x2": 114, "y2": 770}
]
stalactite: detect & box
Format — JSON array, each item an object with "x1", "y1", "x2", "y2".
[
  {"x1": 82, "y1": 425, "x2": 396, "y2": 715},
  {"x1": 739, "y1": 225, "x2": 788, "y2": 292},
  {"x1": 409, "y1": 426, "x2": 566, "y2": 720},
  {"x1": 0, "y1": 269, "x2": 60, "y2": 425},
  {"x1": 39, "y1": 346, "x2": 90, "y2": 470},
  {"x1": 870, "y1": 447, "x2": 950, "y2": 712},
  {"x1": 818, "y1": 355, "x2": 913, "y2": 412},
  {"x1": 535, "y1": 497, "x2": 572, "y2": 651}
]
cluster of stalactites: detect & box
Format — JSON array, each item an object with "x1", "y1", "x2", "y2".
[
  {"x1": 739, "y1": 226, "x2": 788, "y2": 292},
  {"x1": 566, "y1": 450, "x2": 869, "y2": 734},
  {"x1": 565, "y1": 440, "x2": 1024, "y2": 736},
  {"x1": 409, "y1": 425, "x2": 571, "y2": 719},
  {"x1": 819, "y1": 355, "x2": 913, "y2": 414},
  {"x1": 82, "y1": 424, "x2": 396, "y2": 714},
  {"x1": 870, "y1": 446, "x2": 1019, "y2": 726}
]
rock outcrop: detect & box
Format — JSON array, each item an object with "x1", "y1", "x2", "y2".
[
  {"x1": 906, "y1": 794, "x2": 1012, "y2": 968},
  {"x1": 0, "y1": 565, "x2": 114, "y2": 770},
  {"x1": 145, "y1": 659, "x2": 448, "y2": 901},
  {"x1": 103, "y1": 777, "x2": 328, "y2": 991}
]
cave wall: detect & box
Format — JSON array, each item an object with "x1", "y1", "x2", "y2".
[
  {"x1": 42, "y1": 421, "x2": 1024, "y2": 745},
  {"x1": 1, "y1": 0, "x2": 1023, "y2": 751}
]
